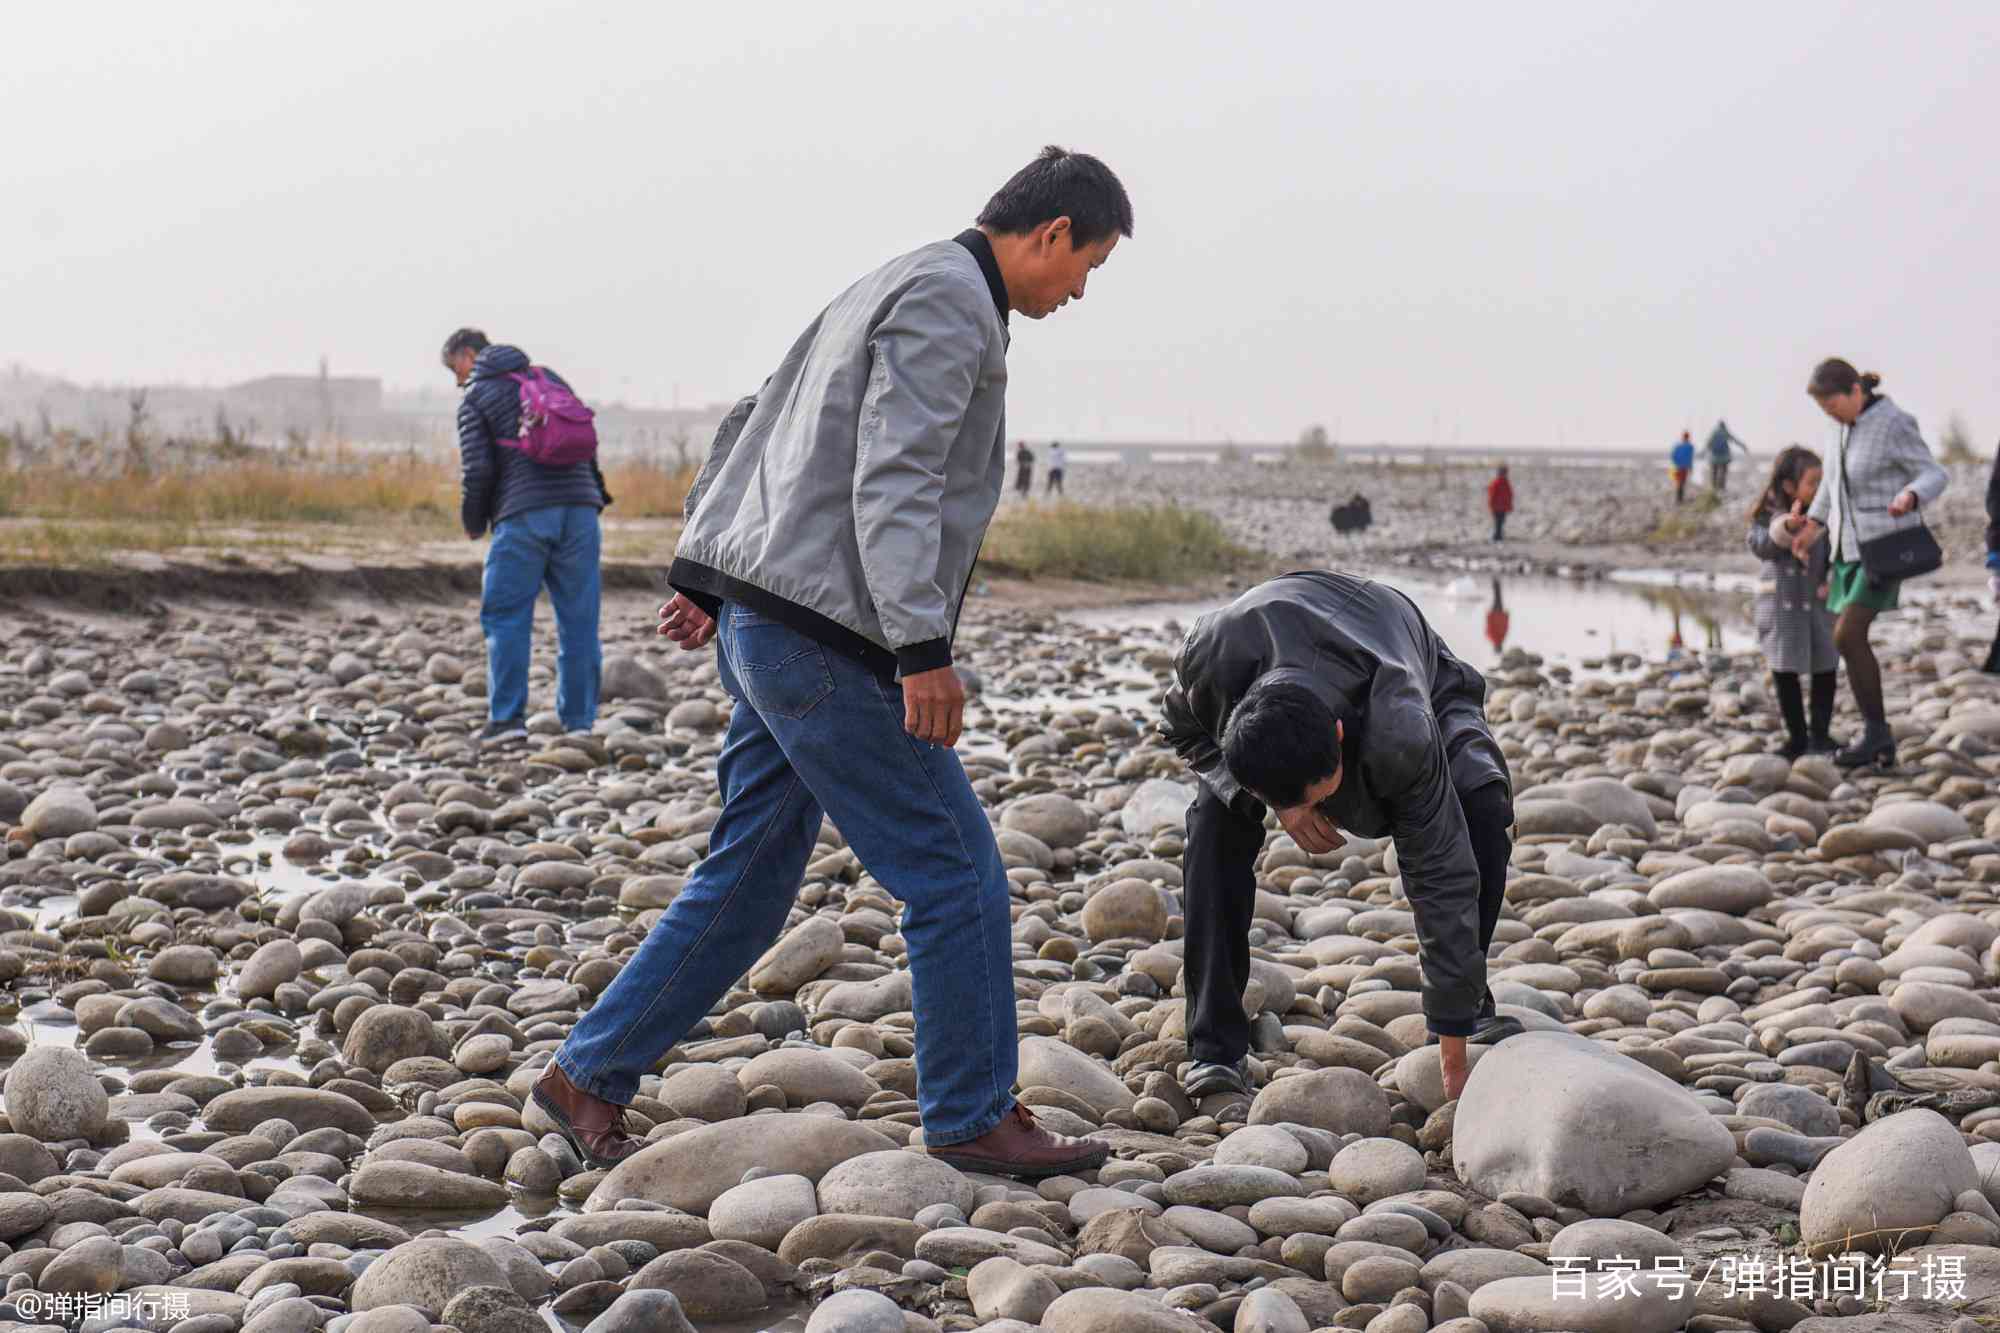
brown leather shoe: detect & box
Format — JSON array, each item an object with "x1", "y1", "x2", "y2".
[
  {"x1": 532, "y1": 1062, "x2": 643, "y2": 1169},
  {"x1": 926, "y1": 1103, "x2": 1111, "y2": 1180}
]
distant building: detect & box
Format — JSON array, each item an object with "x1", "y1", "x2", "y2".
[{"x1": 226, "y1": 374, "x2": 383, "y2": 420}]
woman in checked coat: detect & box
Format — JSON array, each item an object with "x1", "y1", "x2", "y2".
[{"x1": 1749, "y1": 445, "x2": 1838, "y2": 758}]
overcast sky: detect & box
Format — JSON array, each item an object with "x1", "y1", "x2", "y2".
[{"x1": 6, "y1": 1, "x2": 1996, "y2": 452}]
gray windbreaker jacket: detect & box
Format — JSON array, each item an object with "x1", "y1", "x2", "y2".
[
  {"x1": 1160, "y1": 571, "x2": 1510, "y2": 1037},
  {"x1": 670, "y1": 233, "x2": 1010, "y2": 677}
]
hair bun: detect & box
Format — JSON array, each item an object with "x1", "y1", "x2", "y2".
[{"x1": 1860, "y1": 371, "x2": 1882, "y2": 391}]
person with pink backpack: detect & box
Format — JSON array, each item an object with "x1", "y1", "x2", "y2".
[{"x1": 443, "y1": 328, "x2": 612, "y2": 744}]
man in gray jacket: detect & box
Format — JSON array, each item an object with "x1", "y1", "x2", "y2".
[{"x1": 535, "y1": 148, "x2": 1132, "y2": 1179}]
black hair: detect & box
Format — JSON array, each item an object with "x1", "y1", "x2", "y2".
[
  {"x1": 976, "y1": 146, "x2": 1134, "y2": 248},
  {"x1": 1221, "y1": 678, "x2": 1342, "y2": 808},
  {"x1": 441, "y1": 328, "x2": 490, "y2": 363},
  {"x1": 1749, "y1": 444, "x2": 1823, "y2": 526},
  {"x1": 1807, "y1": 358, "x2": 1882, "y2": 400}
]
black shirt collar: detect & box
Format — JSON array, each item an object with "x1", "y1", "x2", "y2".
[{"x1": 954, "y1": 229, "x2": 1010, "y2": 324}]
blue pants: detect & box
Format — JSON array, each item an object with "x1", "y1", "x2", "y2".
[
  {"x1": 481, "y1": 504, "x2": 602, "y2": 732},
  {"x1": 555, "y1": 603, "x2": 1019, "y2": 1145}
]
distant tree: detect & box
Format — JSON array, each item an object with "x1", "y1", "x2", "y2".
[
  {"x1": 125, "y1": 389, "x2": 150, "y2": 450},
  {"x1": 1939, "y1": 413, "x2": 1976, "y2": 464},
  {"x1": 1293, "y1": 423, "x2": 1336, "y2": 464}
]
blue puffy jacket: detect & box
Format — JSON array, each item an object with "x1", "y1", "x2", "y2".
[{"x1": 456, "y1": 344, "x2": 610, "y2": 538}]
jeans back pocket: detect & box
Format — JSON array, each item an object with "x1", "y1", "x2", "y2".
[{"x1": 728, "y1": 605, "x2": 835, "y2": 720}]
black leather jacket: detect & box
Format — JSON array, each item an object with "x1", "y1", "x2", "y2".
[{"x1": 1160, "y1": 570, "x2": 1509, "y2": 1035}]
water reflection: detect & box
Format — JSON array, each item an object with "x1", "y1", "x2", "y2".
[{"x1": 1062, "y1": 567, "x2": 1759, "y2": 675}]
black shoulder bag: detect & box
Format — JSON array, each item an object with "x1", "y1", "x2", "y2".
[{"x1": 1840, "y1": 424, "x2": 1943, "y2": 588}]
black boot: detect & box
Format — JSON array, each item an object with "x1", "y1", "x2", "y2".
[
  {"x1": 1835, "y1": 720, "x2": 1895, "y2": 769},
  {"x1": 1808, "y1": 671, "x2": 1839, "y2": 753},
  {"x1": 1984, "y1": 632, "x2": 2000, "y2": 676},
  {"x1": 1771, "y1": 672, "x2": 1808, "y2": 760}
]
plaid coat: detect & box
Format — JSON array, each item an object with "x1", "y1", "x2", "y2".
[
  {"x1": 1749, "y1": 511, "x2": 1836, "y2": 674},
  {"x1": 1805, "y1": 395, "x2": 1950, "y2": 563}
]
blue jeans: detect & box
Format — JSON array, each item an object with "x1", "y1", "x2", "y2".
[
  {"x1": 554, "y1": 604, "x2": 1018, "y2": 1145},
  {"x1": 481, "y1": 505, "x2": 602, "y2": 732}
]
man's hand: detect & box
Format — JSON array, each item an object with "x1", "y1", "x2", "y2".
[
  {"x1": 657, "y1": 595, "x2": 716, "y2": 651},
  {"x1": 1887, "y1": 489, "x2": 1918, "y2": 518},
  {"x1": 1790, "y1": 517, "x2": 1825, "y2": 564},
  {"x1": 1439, "y1": 1035, "x2": 1470, "y2": 1101},
  {"x1": 1277, "y1": 802, "x2": 1341, "y2": 854},
  {"x1": 902, "y1": 665, "x2": 964, "y2": 747}
]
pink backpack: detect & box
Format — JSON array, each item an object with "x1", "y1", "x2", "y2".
[{"x1": 500, "y1": 368, "x2": 598, "y2": 466}]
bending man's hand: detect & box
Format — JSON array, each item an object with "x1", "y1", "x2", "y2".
[
  {"x1": 902, "y1": 666, "x2": 964, "y2": 747},
  {"x1": 657, "y1": 595, "x2": 716, "y2": 650},
  {"x1": 1887, "y1": 489, "x2": 1918, "y2": 518},
  {"x1": 1439, "y1": 1035, "x2": 1470, "y2": 1101},
  {"x1": 1277, "y1": 803, "x2": 1341, "y2": 855}
]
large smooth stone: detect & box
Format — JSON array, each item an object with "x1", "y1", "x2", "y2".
[
  {"x1": 749, "y1": 917, "x2": 846, "y2": 994},
  {"x1": 1043, "y1": 1287, "x2": 1205, "y2": 1333},
  {"x1": 3, "y1": 1047, "x2": 109, "y2": 1141},
  {"x1": 587, "y1": 1114, "x2": 897, "y2": 1214},
  {"x1": 816, "y1": 1150, "x2": 977, "y2": 1220},
  {"x1": 1865, "y1": 801, "x2": 1972, "y2": 845},
  {"x1": 1001, "y1": 794, "x2": 1093, "y2": 849},
  {"x1": 1452, "y1": 1033, "x2": 1734, "y2": 1214},
  {"x1": 203, "y1": 1087, "x2": 377, "y2": 1137},
  {"x1": 1646, "y1": 865, "x2": 1772, "y2": 915},
  {"x1": 349, "y1": 1238, "x2": 510, "y2": 1319},
  {"x1": 1248, "y1": 1068, "x2": 1390, "y2": 1137},
  {"x1": 1801, "y1": 1109, "x2": 1976, "y2": 1258},
  {"x1": 1516, "y1": 779, "x2": 1657, "y2": 838},
  {"x1": 734, "y1": 1048, "x2": 878, "y2": 1108},
  {"x1": 1470, "y1": 1271, "x2": 1695, "y2": 1333},
  {"x1": 1018, "y1": 1036, "x2": 1136, "y2": 1116}
]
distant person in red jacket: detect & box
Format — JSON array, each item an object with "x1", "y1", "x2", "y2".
[{"x1": 1486, "y1": 465, "x2": 1514, "y2": 542}]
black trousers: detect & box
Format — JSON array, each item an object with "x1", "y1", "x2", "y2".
[
  {"x1": 1491, "y1": 513, "x2": 1507, "y2": 542},
  {"x1": 1182, "y1": 778, "x2": 1514, "y2": 1065}
]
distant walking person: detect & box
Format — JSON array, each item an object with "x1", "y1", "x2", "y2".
[
  {"x1": 1790, "y1": 361, "x2": 1949, "y2": 767},
  {"x1": 1986, "y1": 446, "x2": 2000, "y2": 674},
  {"x1": 1045, "y1": 440, "x2": 1067, "y2": 495},
  {"x1": 534, "y1": 147, "x2": 1134, "y2": 1179},
  {"x1": 1670, "y1": 430, "x2": 1696, "y2": 504},
  {"x1": 444, "y1": 329, "x2": 610, "y2": 743},
  {"x1": 1747, "y1": 446, "x2": 1838, "y2": 757},
  {"x1": 1486, "y1": 464, "x2": 1513, "y2": 541},
  {"x1": 1707, "y1": 419, "x2": 1749, "y2": 495},
  {"x1": 1015, "y1": 440, "x2": 1035, "y2": 497}
]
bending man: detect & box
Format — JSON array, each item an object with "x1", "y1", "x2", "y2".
[{"x1": 1161, "y1": 571, "x2": 1522, "y2": 1104}]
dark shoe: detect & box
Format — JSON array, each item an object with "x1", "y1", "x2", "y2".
[
  {"x1": 1775, "y1": 733, "x2": 1809, "y2": 761},
  {"x1": 1182, "y1": 1059, "x2": 1251, "y2": 1100},
  {"x1": 481, "y1": 720, "x2": 529, "y2": 746},
  {"x1": 532, "y1": 1062, "x2": 643, "y2": 1169},
  {"x1": 927, "y1": 1103, "x2": 1111, "y2": 1180},
  {"x1": 1984, "y1": 644, "x2": 2000, "y2": 675},
  {"x1": 1834, "y1": 736, "x2": 1895, "y2": 769},
  {"x1": 1428, "y1": 1014, "x2": 1527, "y2": 1047},
  {"x1": 1807, "y1": 733, "x2": 1841, "y2": 755}
]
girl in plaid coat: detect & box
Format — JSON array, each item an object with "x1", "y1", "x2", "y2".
[{"x1": 1749, "y1": 446, "x2": 1838, "y2": 758}]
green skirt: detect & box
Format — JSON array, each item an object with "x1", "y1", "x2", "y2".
[{"x1": 1826, "y1": 559, "x2": 1900, "y2": 614}]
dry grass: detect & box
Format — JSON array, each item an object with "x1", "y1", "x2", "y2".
[
  {"x1": 982, "y1": 501, "x2": 1249, "y2": 582},
  {"x1": 0, "y1": 436, "x2": 697, "y2": 561}
]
